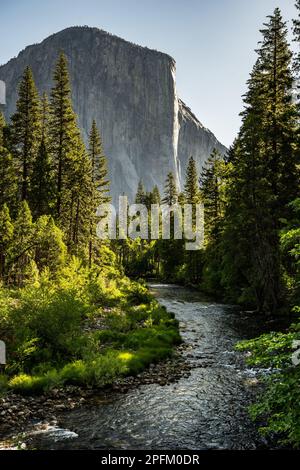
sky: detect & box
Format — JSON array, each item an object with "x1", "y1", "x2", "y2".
[{"x1": 0, "y1": 0, "x2": 297, "y2": 147}]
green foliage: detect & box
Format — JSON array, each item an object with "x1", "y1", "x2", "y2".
[
  {"x1": 0, "y1": 375, "x2": 8, "y2": 395},
  {"x1": 150, "y1": 185, "x2": 161, "y2": 205},
  {"x1": 34, "y1": 215, "x2": 67, "y2": 273},
  {"x1": 11, "y1": 66, "x2": 41, "y2": 201},
  {"x1": 280, "y1": 199, "x2": 300, "y2": 303},
  {"x1": 0, "y1": 204, "x2": 14, "y2": 278},
  {"x1": 162, "y1": 172, "x2": 178, "y2": 206},
  {"x1": 88, "y1": 119, "x2": 110, "y2": 267},
  {"x1": 0, "y1": 137, "x2": 18, "y2": 210},
  {"x1": 0, "y1": 202, "x2": 67, "y2": 286},
  {"x1": 236, "y1": 320, "x2": 300, "y2": 447},
  {"x1": 2, "y1": 7, "x2": 300, "y2": 451},
  {"x1": 200, "y1": 149, "x2": 227, "y2": 244},
  {"x1": 184, "y1": 156, "x2": 200, "y2": 206},
  {"x1": 0, "y1": 262, "x2": 180, "y2": 394},
  {"x1": 124, "y1": 280, "x2": 153, "y2": 305},
  {"x1": 236, "y1": 330, "x2": 297, "y2": 368},
  {"x1": 0, "y1": 43, "x2": 182, "y2": 402},
  {"x1": 220, "y1": 9, "x2": 299, "y2": 314},
  {"x1": 7, "y1": 351, "x2": 129, "y2": 394},
  {"x1": 8, "y1": 201, "x2": 37, "y2": 286},
  {"x1": 30, "y1": 94, "x2": 54, "y2": 217},
  {"x1": 3, "y1": 286, "x2": 87, "y2": 374},
  {"x1": 49, "y1": 53, "x2": 95, "y2": 256},
  {"x1": 88, "y1": 119, "x2": 109, "y2": 204},
  {"x1": 135, "y1": 180, "x2": 146, "y2": 204}
]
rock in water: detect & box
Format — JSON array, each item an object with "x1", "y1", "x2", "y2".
[{"x1": 0, "y1": 26, "x2": 227, "y2": 201}]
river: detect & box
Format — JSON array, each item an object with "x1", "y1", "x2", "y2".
[{"x1": 9, "y1": 284, "x2": 274, "y2": 450}]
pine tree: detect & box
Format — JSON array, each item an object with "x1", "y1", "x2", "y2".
[
  {"x1": 34, "y1": 215, "x2": 67, "y2": 273},
  {"x1": 88, "y1": 120, "x2": 110, "y2": 266},
  {"x1": 50, "y1": 53, "x2": 94, "y2": 256},
  {"x1": 68, "y1": 137, "x2": 94, "y2": 253},
  {"x1": 157, "y1": 172, "x2": 185, "y2": 279},
  {"x1": 182, "y1": 157, "x2": 202, "y2": 282},
  {"x1": 88, "y1": 119, "x2": 110, "y2": 204},
  {"x1": 162, "y1": 172, "x2": 178, "y2": 206},
  {"x1": 9, "y1": 201, "x2": 37, "y2": 286},
  {"x1": 0, "y1": 204, "x2": 14, "y2": 281},
  {"x1": 30, "y1": 93, "x2": 54, "y2": 217},
  {"x1": 184, "y1": 156, "x2": 200, "y2": 205},
  {"x1": 135, "y1": 180, "x2": 146, "y2": 204},
  {"x1": 222, "y1": 9, "x2": 298, "y2": 314},
  {"x1": 200, "y1": 148, "x2": 226, "y2": 243},
  {"x1": 151, "y1": 185, "x2": 161, "y2": 205},
  {"x1": 49, "y1": 53, "x2": 79, "y2": 219},
  {"x1": 0, "y1": 113, "x2": 17, "y2": 209},
  {"x1": 258, "y1": 8, "x2": 299, "y2": 211},
  {"x1": 11, "y1": 66, "x2": 41, "y2": 201}
]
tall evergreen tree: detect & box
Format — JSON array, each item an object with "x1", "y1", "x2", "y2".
[
  {"x1": 30, "y1": 93, "x2": 54, "y2": 217},
  {"x1": 0, "y1": 114, "x2": 17, "y2": 209},
  {"x1": 49, "y1": 53, "x2": 79, "y2": 219},
  {"x1": 222, "y1": 8, "x2": 298, "y2": 314},
  {"x1": 34, "y1": 215, "x2": 67, "y2": 273},
  {"x1": 184, "y1": 156, "x2": 200, "y2": 205},
  {"x1": 69, "y1": 137, "x2": 94, "y2": 253},
  {"x1": 88, "y1": 119, "x2": 110, "y2": 266},
  {"x1": 0, "y1": 204, "x2": 14, "y2": 280},
  {"x1": 151, "y1": 185, "x2": 161, "y2": 205},
  {"x1": 162, "y1": 172, "x2": 178, "y2": 206},
  {"x1": 258, "y1": 8, "x2": 299, "y2": 210},
  {"x1": 50, "y1": 52, "x2": 94, "y2": 256},
  {"x1": 183, "y1": 156, "x2": 202, "y2": 282},
  {"x1": 200, "y1": 149, "x2": 226, "y2": 243},
  {"x1": 88, "y1": 119, "x2": 110, "y2": 204},
  {"x1": 9, "y1": 201, "x2": 37, "y2": 286},
  {"x1": 11, "y1": 66, "x2": 41, "y2": 201},
  {"x1": 135, "y1": 180, "x2": 146, "y2": 204}
]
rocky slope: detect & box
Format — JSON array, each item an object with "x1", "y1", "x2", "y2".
[{"x1": 0, "y1": 27, "x2": 227, "y2": 201}]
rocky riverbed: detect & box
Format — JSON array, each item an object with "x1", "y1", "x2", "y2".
[
  {"x1": 0, "y1": 343, "x2": 191, "y2": 447},
  {"x1": 0, "y1": 284, "x2": 280, "y2": 450}
]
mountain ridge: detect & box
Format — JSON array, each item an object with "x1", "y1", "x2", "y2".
[{"x1": 0, "y1": 26, "x2": 227, "y2": 200}]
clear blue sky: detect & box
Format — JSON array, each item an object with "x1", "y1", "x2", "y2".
[{"x1": 0, "y1": 0, "x2": 297, "y2": 147}]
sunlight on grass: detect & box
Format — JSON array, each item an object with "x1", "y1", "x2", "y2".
[{"x1": 118, "y1": 352, "x2": 134, "y2": 361}]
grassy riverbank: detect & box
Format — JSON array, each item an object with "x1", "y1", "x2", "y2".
[{"x1": 0, "y1": 259, "x2": 181, "y2": 395}]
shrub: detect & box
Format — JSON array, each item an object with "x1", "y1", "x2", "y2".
[
  {"x1": 236, "y1": 320, "x2": 300, "y2": 448},
  {"x1": 0, "y1": 264, "x2": 181, "y2": 395}
]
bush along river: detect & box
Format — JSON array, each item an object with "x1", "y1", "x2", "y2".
[{"x1": 0, "y1": 284, "x2": 282, "y2": 450}]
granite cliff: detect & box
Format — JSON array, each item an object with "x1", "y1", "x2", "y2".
[{"x1": 0, "y1": 26, "x2": 227, "y2": 200}]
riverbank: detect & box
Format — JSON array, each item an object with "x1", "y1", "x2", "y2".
[
  {"x1": 1, "y1": 285, "x2": 274, "y2": 450},
  {"x1": 0, "y1": 342, "x2": 190, "y2": 445},
  {"x1": 0, "y1": 264, "x2": 182, "y2": 393}
]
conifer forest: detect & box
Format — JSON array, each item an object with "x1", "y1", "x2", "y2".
[{"x1": 0, "y1": 0, "x2": 300, "y2": 455}]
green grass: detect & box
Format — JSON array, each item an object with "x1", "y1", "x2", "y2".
[{"x1": 0, "y1": 259, "x2": 181, "y2": 394}]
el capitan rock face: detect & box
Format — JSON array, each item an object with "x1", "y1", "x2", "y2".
[{"x1": 0, "y1": 26, "x2": 227, "y2": 200}]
